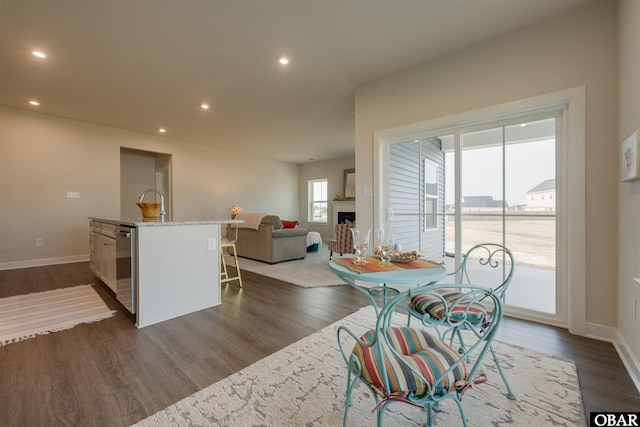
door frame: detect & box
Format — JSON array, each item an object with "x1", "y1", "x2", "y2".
[{"x1": 373, "y1": 86, "x2": 586, "y2": 335}]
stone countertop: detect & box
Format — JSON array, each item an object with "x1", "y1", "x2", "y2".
[{"x1": 89, "y1": 217, "x2": 243, "y2": 227}]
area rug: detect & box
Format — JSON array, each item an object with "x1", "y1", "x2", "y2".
[
  {"x1": 0, "y1": 284, "x2": 116, "y2": 345},
  {"x1": 228, "y1": 243, "x2": 345, "y2": 288},
  {"x1": 133, "y1": 306, "x2": 586, "y2": 427}
]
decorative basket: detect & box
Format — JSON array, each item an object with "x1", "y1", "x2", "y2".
[{"x1": 136, "y1": 202, "x2": 162, "y2": 219}]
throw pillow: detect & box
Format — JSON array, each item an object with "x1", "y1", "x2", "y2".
[{"x1": 281, "y1": 220, "x2": 299, "y2": 229}]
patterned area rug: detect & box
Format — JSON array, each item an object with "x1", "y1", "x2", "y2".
[
  {"x1": 229, "y1": 243, "x2": 345, "y2": 288},
  {"x1": 133, "y1": 306, "x2": 586, "y2": 426},
  {"x1": 0, "y1": 284, "x2": 116, "y2": 345}
]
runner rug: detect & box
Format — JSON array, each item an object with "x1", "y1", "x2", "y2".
[
  {"x1": 133, "y1": 306, "x2": 586, "y2": 426},
  {"x1": 0, "y1": 284, "x2": 116, "y2": 346}
]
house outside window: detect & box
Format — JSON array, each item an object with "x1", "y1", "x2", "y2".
[{"x1": 308, "y1": 179, "x2": 327, "y2": 223}]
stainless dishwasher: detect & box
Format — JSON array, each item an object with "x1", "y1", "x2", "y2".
[{"x1": 114, "y1": 225, "x2": 137, "y2": 314}]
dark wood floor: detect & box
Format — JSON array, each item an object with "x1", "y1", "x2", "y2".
[{"x1": 0, "y1": 262, "x2": 638, "y2": 426}]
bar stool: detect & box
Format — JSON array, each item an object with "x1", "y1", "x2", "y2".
[{"x1": 220, "y1": 223, "x2": 243, "y2": 288}]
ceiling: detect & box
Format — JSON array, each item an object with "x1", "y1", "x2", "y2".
[{"x1": 0, "y1": 0, "x2": 596, "y2": 164}]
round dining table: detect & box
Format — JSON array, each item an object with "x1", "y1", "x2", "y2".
[{"x1": 329, "y1": 256, "x2": 446, "y2": 316}]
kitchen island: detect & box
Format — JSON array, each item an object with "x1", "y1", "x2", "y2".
[{"x1": 89, "y1": 217, "x2": 241, "y2": 328}]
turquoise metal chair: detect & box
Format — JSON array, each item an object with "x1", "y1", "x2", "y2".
[
  {"x1": 407, "y1": 243, "x2": 516, "y2": 400},
  {"x1": 337, "y1": 284, "x2": 503, "y2": 426}
]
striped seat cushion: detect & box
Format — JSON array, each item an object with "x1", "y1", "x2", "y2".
[
  {"x1": 410, "y1": 291, "x2": 487, "y2": 324},
  {"x1": 352, "y1": 327, "x2": 467, "y2": 398}
]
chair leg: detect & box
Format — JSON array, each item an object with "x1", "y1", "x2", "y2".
[
  {"x1": 230, "y1": 243, "x2": 243, "y2": 288},
  {"x1": 220, "y1": 243, "x2": 242, "y2": 288},
  {"x1": 490, "y1": 344, "x2": 516, "y2": 400},
  {"x1": 450, "y1": 327, "x2": 516, "y2": 400},
  {"x1": 220, "y1": 249, "x2": 229, "y2": 282},
  {"x1": 424, "y1": 402, "x2": 436, "y2": 426},
  {"x1": 343, "y1": 372, "x2": 352, "y2": 427}
]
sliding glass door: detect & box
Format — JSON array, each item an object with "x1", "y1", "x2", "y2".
[{"x1": 388, "y1": 114, "x2": 559, "y2": 317}]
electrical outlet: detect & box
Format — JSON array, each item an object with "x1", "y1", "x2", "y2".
[
  {"x1": 66, "y1": 191, "x2": 80, "y2": 198},
  {"x1": 207, "y1": 237, "x2": 217, "y2": 251},
  {"x1": 35, "y1": 238, "x2": 44, "y2": 247}
]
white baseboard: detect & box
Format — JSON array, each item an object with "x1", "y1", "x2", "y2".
[
  {"x1": 585, "y1": 322, "x2": 640, "y2": 394},
  {"x1": 585, "y1": 321, "x2": 617, "y2": 343},
  {"x1": 615, "y1": 331, "x2": 640, "y2": 395},
  {"x1": 587, "y1": 323, "x2": 640, "y2": 393},
  {"x1": 0, "y1": 255, "x2": 89, "y2": 271}
]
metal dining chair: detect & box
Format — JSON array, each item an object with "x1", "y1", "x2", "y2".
[
  {"x1": 338, "y1": 284, "x2": 504, "y2": 426},
  {"x1": 407, "y1": 243, "x2": 516, "y2": 400}
]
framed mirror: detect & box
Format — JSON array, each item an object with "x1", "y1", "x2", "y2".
[{"x1": 343, "y1": 168, "x2": 355, "y2": 200}]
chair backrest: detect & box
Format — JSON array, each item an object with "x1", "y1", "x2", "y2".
[
  {"x1": 333, "y1": 223, "x2": 355, "y2": 252},
  {"x1": 451, "y1": 243, "x2": 514, "y2": 298},
  {"x1": 336, "y1": 284, "x2": 503, "y2": 423},
  {"x1": 224, "y1": 222, "x2": 240, "y2": 244}
]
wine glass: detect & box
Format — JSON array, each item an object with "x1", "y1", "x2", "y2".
[
  {"x1": 350, "y1": 228, "x2": 371, "y2": 265},
  {"x1": 376, "y1": 228, "x2": 396, "y2": 266}
]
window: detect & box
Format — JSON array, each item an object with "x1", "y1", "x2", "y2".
[
  {"x1": 308, "y1": 179, "x2": 327, "y2": 222},
  {"x1": 424, "y1": 159, "x2": 438, "y2": 230}
]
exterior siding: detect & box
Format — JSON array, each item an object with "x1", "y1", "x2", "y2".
[{"x1": 389, "y1": 138, "x2": 445, "y2": 259}]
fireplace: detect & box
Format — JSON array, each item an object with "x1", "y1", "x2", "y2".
[
  {"x1": 333, "y1": 201, "x2": 356, "y2": 226},
  {"x1": 338, "y1": 211, "x2": 356, "y2": 224}
]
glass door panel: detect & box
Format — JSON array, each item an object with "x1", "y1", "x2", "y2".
[
  {"x1": 461, "y1": 127, "x2": 505, "y2": 253},
  {"x1": 503, "y1": 120, "x2": 556, "y2": 313},
  {"x1": 389, "y1": 136, "x2": 449, "y2": 261},
  {"x1": 455, "y1": 118, "x2": 557, "y2": 314}
]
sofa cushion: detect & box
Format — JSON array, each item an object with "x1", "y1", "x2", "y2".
[
  {"x1": 281, "y1": 220, "x2": 299, "y2": 228},
  {"x1": 261, "y1": 215, "x2": 283, "y2": 229}
]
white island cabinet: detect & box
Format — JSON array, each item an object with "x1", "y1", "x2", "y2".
[{"x1": 89, "y1": 217, "x2": 240, "y2": 328}]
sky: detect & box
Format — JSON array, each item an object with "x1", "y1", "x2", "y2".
[{"x1": 445, "y1": 138, "x2": 555, "y2": 207}]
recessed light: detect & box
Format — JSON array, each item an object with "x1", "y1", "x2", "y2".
[
  {"x1": 201, "y1": 103, "x2": 209, "y2": 110},
  {"x1": 32, "y1": 50, "x2": 46, "y2": 59},
  {"x1": 29, "y1": 100, "x2": 40, "y2": 106},
  {"x1": 158, "y1": 128, "x2": 166, "y2": 134},
  {"x1": 278, "y1": 56, "x2": 289, "y2": 65}
]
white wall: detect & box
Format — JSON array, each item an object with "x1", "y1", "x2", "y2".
[
  {"x1": 0, "y1": 107, "x2": 299, "y2": 268},
  {"x1": 354, "y1": 0, "x2": 618, "y2": 333},
  {"x1": 298, "y1": 156, "x2": 355, "y2": 240},
  {"x1": 120, "y1": 148, "x2": 159, "y2": 218},
  {"x1": 618, "y1": 0, "x2": 640, "y2": 386}
]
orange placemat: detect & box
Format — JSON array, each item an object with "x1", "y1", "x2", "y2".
[{"x1": 332, "y1": 257, "x2": 443, "y2": 274}]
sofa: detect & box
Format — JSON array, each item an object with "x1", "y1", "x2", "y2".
[{"x1": 229, "y1": 214, "x2": 308, "y2": 264}]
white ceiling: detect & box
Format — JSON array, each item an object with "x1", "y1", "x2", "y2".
[{"x1": 0, "y1": 0, "x2": 596, "y2": 164}]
